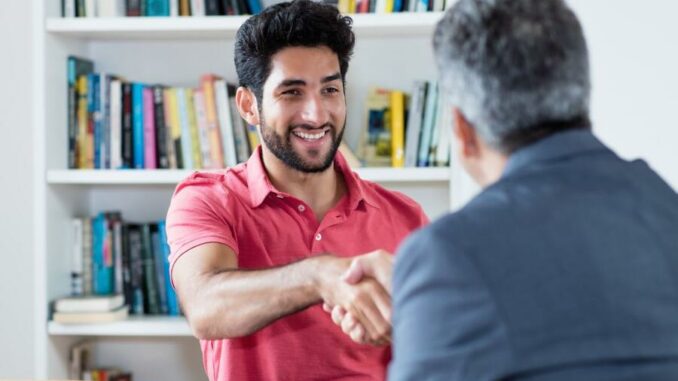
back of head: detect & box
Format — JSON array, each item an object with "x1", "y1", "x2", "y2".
[
  {"x1": 433, "y1": 0, "x2": 591, "y2": 154},
  {"x1": 234, "y1": 0, "x2": 355, "y2": 104}
]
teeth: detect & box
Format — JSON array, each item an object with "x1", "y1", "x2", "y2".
[{"x1": 294, "y1": 130, "x2": 326, "y2": 140}]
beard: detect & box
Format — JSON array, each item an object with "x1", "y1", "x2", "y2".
[{"x1": 260, "y1": 118, "x2": 345, "y2": 173}]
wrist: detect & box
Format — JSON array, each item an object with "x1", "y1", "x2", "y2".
[{"x1": 309, "y1": 254, "x2": 350, "y2": 302}]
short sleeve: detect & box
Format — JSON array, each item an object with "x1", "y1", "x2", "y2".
[{"x1": 165, "y1": 175, "x2": 238, "y2": 284}]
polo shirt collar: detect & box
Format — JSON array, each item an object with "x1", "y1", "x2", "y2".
[{"x1": 246, "y1": 145, "x2": 379, "y2": 210}]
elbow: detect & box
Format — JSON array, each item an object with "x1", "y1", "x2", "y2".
[{"x1": 187, "y1": 308, "x2": 254, "y2": 340}]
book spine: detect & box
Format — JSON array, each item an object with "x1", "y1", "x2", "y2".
[
  {"x1": 167, "y1": 88, "x2": 184, "y2": 168},
  {"x1": 112, "y1": 215, "x2": 124, "y2": 295},
  {"x1": 121, "y1": 82, "x2": 133, "y2": 168},
  {"x1": 110, "y1": 79, "x2": 123, "y2": 169},
  {"x1": 215, "y1": 80, "x2": 237, "y2": 167},
  {"x1": 126, "y1": 0, "x2": 141, "y2": 16},
  {"x1": 102, "y1": 74, "x2": 112, "y2": 169},
  {"x1": 184, "y1": 89, "x2": 203, "y2": 169},
  {"x1": 67, "y1": 58, "x2": 78, "y2": 168},
  {"x1": 151, "y1": 227, "x2": 168, "y2": 314},
  {"x1": 205, "y1": 0, "x2": 220, "y2": 15},
  {"x1": 127, "y1": 226, "x2": 145, "y2": 314},
  {"x1": 140, "y1": 224, "x2": 160, "y2": 314},
  {"x1": 143, "y1": 87, "x2": 157, "y2": 169},
  {"x1": 201, "y1": 75, "x2": 225, "y2": 168},
  {"x1": 176, "y1": 88, "x2": 194, "y2": 169},
  {"x1": 132, "y1": 83, "x2": 145, "y2": 169},
  {"x1": 404, "y1": 81, "x2": 427, "y2": 167},
  {"x1": 193, "y1": 90, "x2": 213, "y2": 168},
  {"x1": 190, "y1": 0, "x2": 204, "y2": 15},
  {"x1": 162, "y1": 88, "x2": 178, "y2": 169},
  {"x1": 86, "y1": 73, "x2": 96, "y2": 169},
  {"x1": 71, "y1": 218, "x2": 84, "y2": 296},
  {"x1": 153, "y1": 86, "x2": 170, "y2": 169},
  {"x1": 418, "y1": 81, "x2": 438, "y2": 167},
  {"x1": 158, "y1": 220, "x2": 180, "y2": 315},
  {"x1": 147, "y1": 0, "x2": 170, "y2": 15},
  {"x1": 170, "y1": 0, "x2": 179, "y2": 16},
  {"x1": 93, "y1": 74, "x2": 103, "y2": 169},
  {"x1": 390, "y1": 90, "x2": 406, "y2": 168},
  {"x1": 246, "y1": 0, "x2": 261, "y2": 14},
  {"x1": 121, "y1": 224, "x2": 134, "y2": 311},
  {"x1": 77, "y1": 75, "x2": 90, "y2": 169},
  {"x1": 82, "y1": 218, "x2": 93, "y2": 295}
]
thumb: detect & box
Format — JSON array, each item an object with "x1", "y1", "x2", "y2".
[{"x1": 342, "y1": 259, "x2": 366, "y2": 284}]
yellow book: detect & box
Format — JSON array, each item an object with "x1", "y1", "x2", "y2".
[
  {"x1": 166, "y1": 88, "x2": 184, "y2": 168},
  {"x1": 338, "y1": 0, "x2": 350, "y2": 13},
  {"x1": 163, "y1": 88, "x2": 177, "y2": 169},
  {"x1": 246, "y1": 124, "x2": 260, "y2": 152},
  {"x1": 184, "y1": 89, "x2": 203, "y2": 169},
  {"x1": 77, "y1": 75, "x2": 89, "y2": 169},
  {"x1": 360, "y1": 87, "x2": 392, "y2": 167},
  {"x1": 348, "y1": 0, "x2": 357, "y2": 13},
  {"x1": 390, "y1": 91, "x2": 406, "y2": 168},
  {"x1": 201, "y1": 75, "x2": 225, "y2": 169}
]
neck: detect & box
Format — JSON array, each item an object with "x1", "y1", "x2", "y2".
[{"x1": 261, "y1": 148, "x2": 346, "y2": 221}]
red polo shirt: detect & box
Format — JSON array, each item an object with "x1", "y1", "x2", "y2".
[{"x1": 166, "y1": 146, "x2": 428, "y2": 381}]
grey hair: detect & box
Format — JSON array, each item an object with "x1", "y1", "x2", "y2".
[{"x1": 433, "y1": 0, "x2": 591, "y2": 152}]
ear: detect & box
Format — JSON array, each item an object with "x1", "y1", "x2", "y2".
[
  {"x1": 235, "y1": 87, "x2": 261, "y2": 126},
  {"x1": 452, "y1": 108, "x2": 480, "y2": 159}
]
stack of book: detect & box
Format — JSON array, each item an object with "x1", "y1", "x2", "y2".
[
  {"x1": 53, "y1": 294, "x2": 128, "y2": 324},
  {"x1": 69, "y1": 341, "x2": 133, "y2": 380}
]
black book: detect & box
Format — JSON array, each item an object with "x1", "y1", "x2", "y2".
[
  {"x1": 121, "y1": 83, "x2": 134, "y2": 168},
  {"x1": 140, "y1": 223, "x2": 160, "y2": 315},
  {"x1": 126, "y1": 224, "x2": 145, "y2": 315},
  {"x1": 126, "y1": 0, "x2": 142, "y2": 16},
  {"x1": 220, "y1": 0, "x2": 236, "y2": 14},
  {"x1": 67, "y1": 56, "x2": 94, "y2": 169},
  {"x1": 120, "y1": 224, "x2": 134, "y2": 312},
  {"x1": 152, "y1": 86, "x2": 170, "y2": 169},
  {"x1": 205, "y1": 0, "x2": 221, "y2": 15}
]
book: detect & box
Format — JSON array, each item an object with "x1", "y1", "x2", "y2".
[
  {"x1": 215, "y1": 80, "x2": 238, "y2": 167},
  {"x1": 55, "y1": 294, "x2": 125, "y2": 313},
  {"x1": 143, "y1": 86, "x2": 157, "y2": 169},
  {"x1": 67, "y1": 56, "x2": 94, "y2": 169},
  {"x1": 390, "y1": 90, "x2": 406, "y2": 167},
  {"x1": 53, "y1": 305, "x2": 128, "y2": 324},
  {"x1": 201, "y1": 74, "x2": 226, "y2": 168},
  {"x1": 68, "y1": 341, "x2": 93, "y2": 380},
  {"x1": 417, "y1": 81, "x2": 438, "y2": 167},
  {"x1": 132, "y1": 83, "x2": 145, "y2": 169},
  {"x1": 153, "y1": 85, "x2": 170, "y2": 169},
  {"x1": 71, "y1": 218, "x2": 84, "y2": 296},
  {"x1": 109, "y1": 78, "x2": 123, "y2": 169},
  {"x1": 404, "y1": 80, "x2": 427, "y2": 167},
  {"x1": 360, "y1": 87, "x2": 392, "y2": 167}
]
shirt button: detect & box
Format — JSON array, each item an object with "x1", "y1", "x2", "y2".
[
  {"x1": 298, "y1": 205, "x2": 306, "y2": 212},
  {"x1": 315, "y1": 233, "x2": 322, "y2": 241}
]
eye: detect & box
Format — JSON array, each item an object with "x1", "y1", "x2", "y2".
[
  {"x1": 323, "y1": 87, "x2": 340, "y2": 95},
  {"x1": 282, "y1": 89, "x2": 302, "y2": 97}
]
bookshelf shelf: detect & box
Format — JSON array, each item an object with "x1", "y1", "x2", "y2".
[
  {"x1": 48, "y1": 316, "x2": 192, "y2": 337},
  {"x1": 45, "y1": 12, "x2": 444, "y2": 40},
  {"x1": 46, "y1": 167, "x2": 451, "y2": 184}
]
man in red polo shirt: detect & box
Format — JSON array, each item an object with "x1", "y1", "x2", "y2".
[{"x1": 165, "y1": 1, "x2": 428, "y2": 380}]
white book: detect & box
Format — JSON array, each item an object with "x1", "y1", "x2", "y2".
[
  {"x1": 404, "y1": 81, "x2": 427, "y2": 167},
  {"x1": 435, "y1": 91, "x2": 452, "y2": 166},
  {"x1": 64, "y1": 0, "x2": 76, "y2": 17},
  {"x1": 427, "y1": 87, "x2": 445, "y2": 166},
  {"x1": 170, "y1": 0, "x2": 179, "y2": 16},
  {"x1": 215, "y1": 80, "x2": 237, "y2": 168},
  {"x1": 417, "y1": 81, "x2": 438, "y2": 166},
  {"x1": 53, "y1": 305, "x2": 128, "y2": 324},
  {"x1": 85, "y1": 0, "x2": 97, "y2": 17},
  {"x1": 55, "y1": 294, "x2": 125, "y2": 313},
  {"x1": 112, "y1": 219, "x2": 124, "y2": 294},
  {"x1": 71, "y1": 218, "x2": 84, "y2": 296},
  {"x1": 190, "y1": 0, "x2": 205, "y2": 16},
  {"x1": 109, "y1": 79, "x2": 122, "y2": 169},
  {"x1": 176, "y1": 88, "x2": 194, "y2": 169},
  {"x1": 97, "y1": 0, "x2": 125, "y2": 17}
]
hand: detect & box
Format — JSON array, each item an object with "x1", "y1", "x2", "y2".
[
  {"x1": 315, "y1": 256, "x2": 392, "y2": 343},
  {"x1": 343, "y1": 249, "x2": 394, "y2": 293},
  {"x1": 323, "y1": 303, "x2": 390, "y2": 346}
]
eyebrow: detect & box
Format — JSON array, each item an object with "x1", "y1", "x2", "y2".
[{"x1": 277, "y1": 72, "x2": 342, "y2": 89}]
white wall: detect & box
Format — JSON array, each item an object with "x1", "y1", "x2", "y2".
[
  {"x1": 569, "y1": 0, "x2": 678, "y2": 188},
  {"x1": 0, "y1": 0, "x2": 35, "y2": 378}
]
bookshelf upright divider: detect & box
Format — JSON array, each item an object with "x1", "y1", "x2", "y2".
[{"x1": 35, "y1": 4, "x2": 467, "y2": 380}]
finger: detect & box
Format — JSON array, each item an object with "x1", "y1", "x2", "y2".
[
  {"x1": 322, "y1": 303, "x2": 332, "y2": 313},
  {"x1": 342, "y1": 259, "x2": 364, "y2": 284},
  {"x1": 345, "y1": 303, "x2": 379, "y2": 342},
  {"x1": 350, "y1": 323, "x2": 366, "y2": 344},
  {"x1": 341, "y1": 312, "x2": 358, "y2": 335},
  {"x1": 355, "y1": 292, "x2": 391, "y2": 342},
  {"x1": 331, "y1": 306, "x2": 346, "y2": 326},
  {"x1": 369, "y1": 280, "x2": 393, "y2": 324}
]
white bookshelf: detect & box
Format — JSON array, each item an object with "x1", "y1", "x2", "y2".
[
  {"x1": 46, "y1": 167, "x2": 451, "y2": 184},
  {"x1": 34, "y1": 3, "x2": 475, "y2": 380},
  {"x1": 48, "y1": 316, "x2": 192, "y2": 337}
]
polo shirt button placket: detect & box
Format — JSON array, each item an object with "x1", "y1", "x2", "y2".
[
  {"x1": 298, "y1": 204, "x2": 306, "y2": 213},
  {"x1": 315, "y1": 233, "x2": 322, "y2": 241}
]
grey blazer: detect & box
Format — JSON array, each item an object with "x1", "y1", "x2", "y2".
[{"x1": 390, "y1": 130, "x2": 678, "y2": 381}]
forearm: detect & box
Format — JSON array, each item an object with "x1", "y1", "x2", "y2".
[{"x1": 187, "y1": 255, "x2": 343, "y2": 339}]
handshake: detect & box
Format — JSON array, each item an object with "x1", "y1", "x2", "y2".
[{"x1": 316, "y1": 250, "x2": 394, "y2": 347}]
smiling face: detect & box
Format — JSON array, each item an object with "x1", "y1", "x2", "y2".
[{"x1": 258, "y1": 45, "x2": 347, "y2": 173}]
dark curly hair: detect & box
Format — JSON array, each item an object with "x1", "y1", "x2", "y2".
[{"x1": 234, "y1": 0, "x2": 355, "y2": 104}]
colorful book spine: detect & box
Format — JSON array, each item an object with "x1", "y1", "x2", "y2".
[
  {"x1": 390, "y1": 90, "x2": 406, "y2": 168},
  {"x1": 146, "y1": 0, "x2": 170, "y2": 16},
  {"x1": 110, "y1": 79, "x2": 123, "y2": 169},
  {"x1": 185, "y1": 88, "x2": 203, "y2": 169},
  {"x1": 215, "y1": 80, "x2": 237, "y2": 167},
  {"x1": 153, "y1": 86, "x2": 169, "y2": 169},
  {"x1": 132, "y1": 83, "x2": 145, "y2": 169},
  {"x1": 121, "y1": 83, "x2": 133, "y2": 168},
  {"x1": 158, "y1": 220, "x2": 180, "y2": 315},
  {"x1": 193, "y1": 89, "x2": 213, "y2": 168},
  {"x1": 143, "y1": 87, "x2": 157, "y2": 169},
  {"x1": 201, "y1": 75, "x2": 226, "y2": 168},
  {"x1": 176, "y1": 88, "x2": 194, "y2": 169}
]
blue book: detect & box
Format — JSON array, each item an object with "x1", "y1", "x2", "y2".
[
  {"x1": 132, "y1": 83, "x2": 145, "y2": 169},
  {"x1": 158, "y1": 220, "x2": 180, "y2": 315},
  {"x1": 92, "y1": 74, "x2": 102, "y2": 169},
  {"x1": 93, "y1": 213, "x2": 114, "y2": 295},
  {"x1": 146, "y1": 0, "x2": 170, "y2": 16},
  {"x1": 393, "y1": 0, "x2": 402, "y2": 12},
  {"x1": 151, "y1": 226, "x2": 169, "y2": 315},
  {"x1": 247, "y1": 0, "x2": 262, "y2": 14}
]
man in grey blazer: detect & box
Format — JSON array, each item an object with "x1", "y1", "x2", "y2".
[{"x1": 386, "y1": 0, "x2": 678, "y2": 380}]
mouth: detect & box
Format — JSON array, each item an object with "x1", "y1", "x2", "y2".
[{"x1": 291, "y1": 127, "x2": 331, "y2": 142}]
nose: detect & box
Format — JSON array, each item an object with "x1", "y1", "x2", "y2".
[{"x1": 300, "y1": 94, "x2": 329, "y2": 127}]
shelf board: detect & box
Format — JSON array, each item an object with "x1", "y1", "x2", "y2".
[
  {"x1": 46, "y1": 12, "x2": 444, "y2": 40},
  {"x1": 47, "y1": 167, "x2": 450, "y2": 185},
  {"x1": 48, "y1": 316, "x2": 192, "y2": 336}
]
